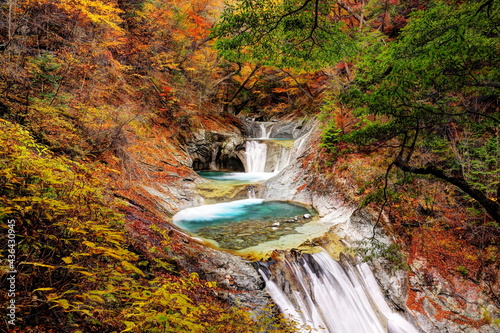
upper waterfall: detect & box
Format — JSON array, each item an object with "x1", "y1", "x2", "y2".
[
  {"x1": 259, "y1": 122, "x2": 275, "y2": 139},
  {"x1": 245, "y1": 121, "x2": 293, "y2": 174},
  {"x1": 259, "y1": 123, "x2": 269, "y2": 138},
  {"x1": 245, "y1": 140, "x2": 268, "y2": 173}
]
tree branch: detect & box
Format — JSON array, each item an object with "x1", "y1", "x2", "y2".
[
  {"x1": 278, "y1": 68, "x2": 314, "y2": 100},
  {"x1": 258, "y1": 0, "x2": 314, "y2": 40},
  {"x1": 394, "y1": 157, "x2": 500, "y2": 223},
  {"x1": 208, "y1": 63, "x2": 242, "y2": 91},
  {"x1": 336, "y1": 0, "x2": 365, "y2": 24}
]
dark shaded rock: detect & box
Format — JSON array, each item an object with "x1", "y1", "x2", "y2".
[{"x1": 186, "y1": 129, "x2": 246, "y2": 172}]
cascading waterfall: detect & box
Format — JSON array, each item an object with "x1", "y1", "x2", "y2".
[
  {"x1": 259, "y1": 251, "x2": 419, "y2": 333},
  {"x1": 189, "y1": 120, "x2": 421, "y2": 331},
  {"x1": 190, "y1": 120, "x2": 421, "y2": 331},
  {"x1": 245, "y1": 122, "x2": 292, "y2": 174},
  {"x1": 259, "y1": 123, "x2": 269, "y2": 138},
  {"x1": 245, "y1": 122, "x2": 272, "y2": 173}
]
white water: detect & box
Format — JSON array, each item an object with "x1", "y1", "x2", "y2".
[
  {"x1": 245, "y1": 140, "x2": 268, "y2": 173},
  {"x1": 261, "y1": 251, "x2": 418, "y2": 333},
  {"x1": 201, "y1": 171, "x2": 275, "y2": 182},
  {"x1": 259, "y1": 122, "x2": 274, "y2": 138},
  {"x1": 245, "y1": 122, "x2": 293, "y2": 174},
  {"x1": 247, "y1": 186, "x2": 256, "y2": 199},
  {"x1": 194, "y1": 121, "x2": 419, "y2": 331}
]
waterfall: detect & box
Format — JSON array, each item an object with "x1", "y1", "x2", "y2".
[
  {"x1": 245, "y1": 122, "x2": 294, "y2": 174},
  {"x1": 260, "y1": 123, "x2": 268, "y2": 138},
  {"x1": 245, "y1": 140, "x2": 268, "y2": 173},
  {"x1": 247, "y1": 186, "x2": 256, "y2": 199},
  {"x1": 259, "y1": 122, "x2": 274, "y2": 138},
  {"x1": 260, "y1": 251, "x2": 418, "y2": 333},
  {"x1": 246, "y1": 139, "x2": 292, "y2": 174}
]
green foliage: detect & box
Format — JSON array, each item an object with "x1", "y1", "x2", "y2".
[
  {"x1": 28, "y1": 54, "x2": 63, "y2": 95},
  {"x1": 212, "y1": 0, "x2": 355, "y2": 69},
  {"x1": 320, "y1": 124, "x2": 342, "y2": 154},
  {"x1": 342, "y1": 0, "x2": 499, "y2": 145},
  {"x1": 360, "y1": 186, "x2": 398, "y2": 208},
  {"x1": 456, "y1": 265, "x2": 469, "y2": 277},
  {"x1": 326, "y1": 0, "x2": 500, "y2": 221}
]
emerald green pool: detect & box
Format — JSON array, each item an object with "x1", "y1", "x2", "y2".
[{"x1": 172, "y1": 199, "x2": 316, "y2": 250}]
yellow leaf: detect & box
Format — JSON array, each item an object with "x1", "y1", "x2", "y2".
[
  {"x1": 87, "y1": 294, "x2": 105, "y2": 303},
  {"x1": 57, "y1": 299, "x2": 70, "y2": 309},
  {"x1": 121, "y1": 261, "x2": 145, "y2": 277},
  {"x1": 121, "y1": 321, "x2": 137, "y2": 332},
  {"x1": 82, "y1": 241, "x2": 97, "y2": 248},
  {"x1": 21, "y1": 262, "x2": 56, "y2": 269},
  {"x1": 62, "y1": 257, "x2": 73, "y2": 264},
  {"x1": 33, "y1": 287, "x2": 55, "y2": 292}
]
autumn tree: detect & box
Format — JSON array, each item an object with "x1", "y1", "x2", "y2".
[
  {"x1": 212, "y1": 0, "x2": 355, "y2": 116},
  {"x1": 213, "y1": 0, "x2": 356, "y2": 69},
  {"x1": 214, "y1": 0, "x2": 500, "y2": 223}
]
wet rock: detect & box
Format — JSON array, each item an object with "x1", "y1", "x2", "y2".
[
  {"x1": 263, "y1": 140, "x2": 293, "y2": 173},
  {"x1": 194, "y1": 216, "x2": 309, "y2": 251},
  {"x1": 266, "y1": 118, "x2": 310, "y2": 139}
]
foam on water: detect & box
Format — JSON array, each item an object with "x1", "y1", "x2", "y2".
[
  {"x1": 260, "y1": 250, "x2": 419, "y2": 333},
  {"x1": 173, "y1": 199, "x2": 313, "y2": 237},
  {"x1": 173, "y1": 199, "x2": 264, "y2": 225},
  {"x1": 246, "y1": 140, "x2": 268, "y2": 173}
]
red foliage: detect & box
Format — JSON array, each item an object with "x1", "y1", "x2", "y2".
[{"x1": 160, "y1": 86, "x2": 173, "y2": 97}]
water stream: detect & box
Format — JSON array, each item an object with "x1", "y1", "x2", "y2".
[
  {"x1": 246, "y1": 140, "x2": 269, "y2": 173},
  {"x1": 259, "y1": 251, "x2": 418, "y2": 333},
  {"x1": 197, "y1": 171, "x2": 274, "y2": 183}
]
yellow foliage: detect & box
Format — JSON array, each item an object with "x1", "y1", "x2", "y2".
[
  {"x1": 51, "y1": 0, "x2": 125, "y2": 33},
  {"x1": 0, "y1": 118, "x2": 298, "y2": 332}
]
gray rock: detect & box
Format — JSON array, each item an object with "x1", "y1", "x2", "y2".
[{"x1": 185, "y1": 129, "x2": 246, "y2": 171}]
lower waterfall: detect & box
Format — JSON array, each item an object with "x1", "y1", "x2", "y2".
[{"x1": 259, "y1": 251, "x2": 418, "y2": 333}]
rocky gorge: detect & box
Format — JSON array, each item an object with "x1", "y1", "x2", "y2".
[{"x1": 118, "y1": 114, "x2": 499, "y2": 333}]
